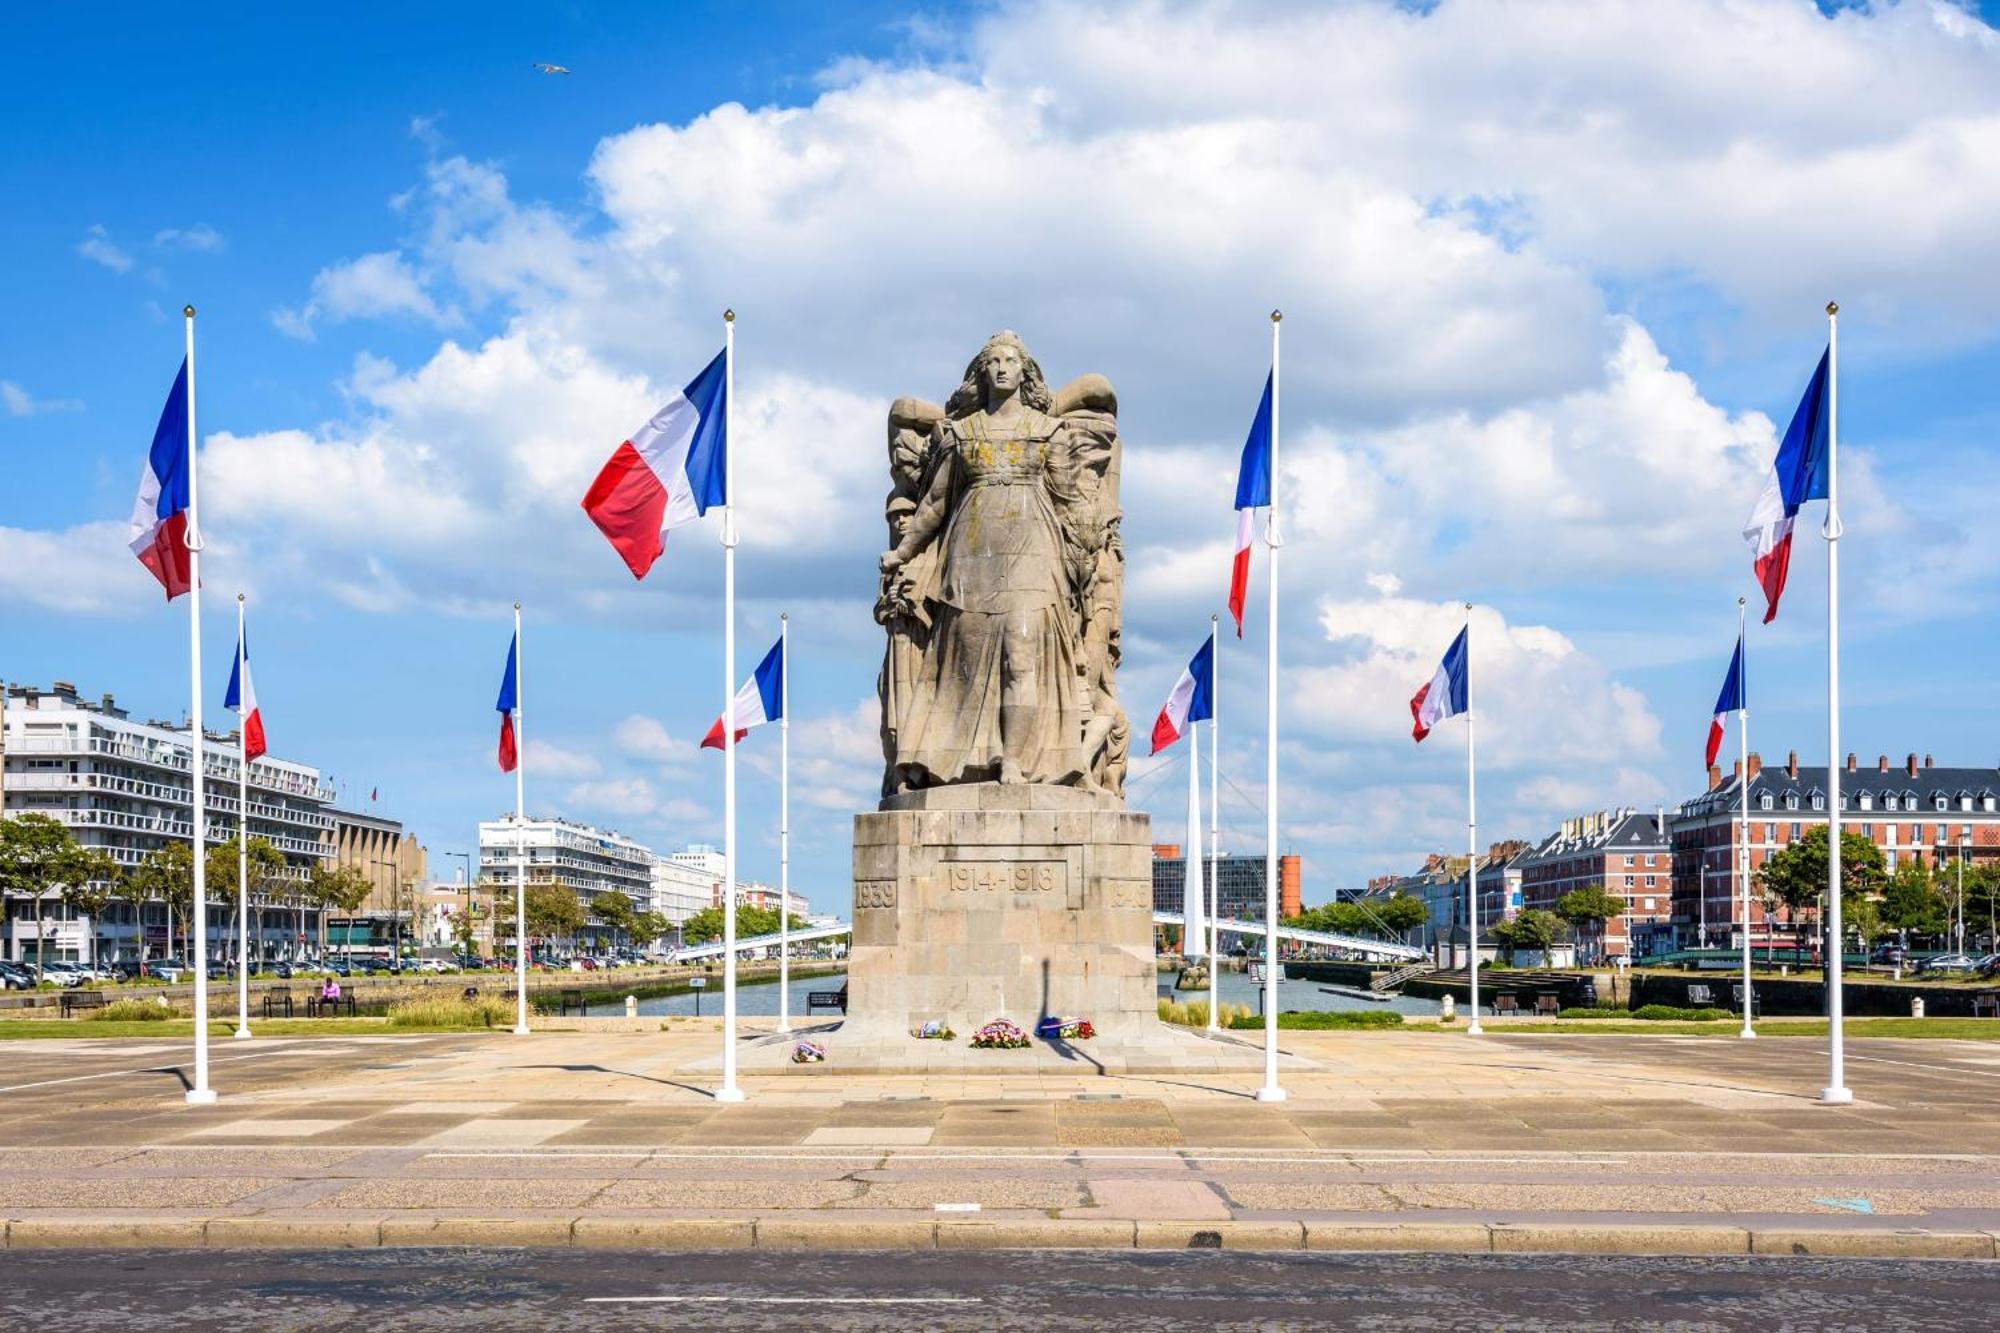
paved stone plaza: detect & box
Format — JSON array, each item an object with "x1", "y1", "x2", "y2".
[{"x1": 6, "y1": 1026, "x2": 2000, "y2": 1254}]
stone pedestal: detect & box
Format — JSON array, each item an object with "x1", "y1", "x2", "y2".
[{"x1": 844, "y1": 784, "x2": 1158, "y2": 1047}]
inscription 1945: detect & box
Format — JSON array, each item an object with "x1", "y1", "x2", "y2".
[{"x1": 946, "y1": 863, "x2": 1061, "y2": 895}]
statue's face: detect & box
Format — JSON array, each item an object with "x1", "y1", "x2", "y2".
[{"x1": 980, "y1": 345, "x2": 1023, "y2": 397}]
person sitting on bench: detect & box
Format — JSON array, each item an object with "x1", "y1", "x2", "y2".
[{"x1": 322, "y1": 978, "x2": 342, "y2": 1002}]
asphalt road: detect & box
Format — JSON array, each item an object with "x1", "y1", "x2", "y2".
[{"x1": 3, "y1": 1249, "x2": 1995, "y2": 1331}]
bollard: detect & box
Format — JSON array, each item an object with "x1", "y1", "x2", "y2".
[
  {"x1": 626, "y1": 995, "x2": 638, "y2": 1018},
  {"x1": 1912, "y1": 996, "x2": 1925, "y2": 1019},
  {"x1": 1441, "y1": 993, "x2": 1456, "y2": 1022}
]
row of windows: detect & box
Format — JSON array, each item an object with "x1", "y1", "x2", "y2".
[{"x1": 1755, "y1": 790, "x2": 1997, "y2": 813}]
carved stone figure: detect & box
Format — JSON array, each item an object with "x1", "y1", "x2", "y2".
[{"x1": 876, "y1": 332, "x2": 1128, "y2": 798}]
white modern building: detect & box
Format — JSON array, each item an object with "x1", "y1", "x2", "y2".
[
  {"x1": 649, "y1": 853, "x2": 715, "y2": 927},
  {"x1": 478, "y1": 814, "x2": 654, "y2": 948},
  {"x1": 666, "y1": 843, "x2": 807, "y2": 918},
  {"x1": 2, "y1": 680, "x2": 335, "y2": 966}
]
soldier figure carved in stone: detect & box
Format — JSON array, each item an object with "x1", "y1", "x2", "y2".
[{"x1": 877, "y1": 331, "x2": 1128, "y2": 797}]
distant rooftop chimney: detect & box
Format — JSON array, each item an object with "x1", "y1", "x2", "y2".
[
  {"x1": 1748, "y1": 752, "x2": 1763, "y2": 781},
  {"x1": 1846, "y1": 752, "x2": 1858, "y2": 772},
  {"x1": 1788, "y1": 750, "x2": 1799, "y2": 779},
  {"x1": 1908, "y1": 753, "x2": 1920, "y2": 778},
  {"x1": 1878, "y1": 754, "x2": 1891, "y2": 773}
]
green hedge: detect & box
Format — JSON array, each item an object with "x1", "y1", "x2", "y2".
[
  {"x1": 1563, "y1": 1004, "x2": 1733, "y2": 1022},
  {"x1": 1228, "y1": 1009, "x2": 1404, "y2": 1030}
]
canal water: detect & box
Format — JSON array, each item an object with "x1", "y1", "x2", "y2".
[{"x1": 630, "y1": 966, "x2": 1442, "y2": 1018}]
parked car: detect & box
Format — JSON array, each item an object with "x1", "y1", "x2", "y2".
[
  {"x1": 1920, "y1": 953, "x2": 1981, "y2": 975},
  {"x1": 0, "y1": 960, "x2": 35, "y2": 990},
  {"x1": 145, "y1": 959, "x2": 189, "y2": 982},
  {"x1": 1869, "y1": 943, "x2": 1907, "y2": 966}
]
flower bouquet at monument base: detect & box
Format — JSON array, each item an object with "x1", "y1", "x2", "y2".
[
  {"x1": 1036, "y1": 1016, "x2": 1096, "y2": 1041},
  {"x1": 791, "y1": 1040, "x2": 827, "y2": 1064},
  {"x1": 970, "y1": 1018, "x2": 1030, "y2": 1049},
  {"x1": 911, "y1": 1020, "x2": 956, "y2": 1041}
]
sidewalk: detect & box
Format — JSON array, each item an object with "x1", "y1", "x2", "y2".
[{"x1": 5, "y1": 1025, "x2": 2000, "y2": 1257}]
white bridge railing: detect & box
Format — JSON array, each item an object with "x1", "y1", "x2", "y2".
[{"x1": 1152, "y1": 911, "x2": 1426, "y2": 962}]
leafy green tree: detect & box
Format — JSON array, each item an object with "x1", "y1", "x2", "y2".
[
  {"x1": 1757, "y1": 827, "x2": 1886, "y2": 945},
  {"x1": 1880, "y1": 857, "x2": 1947, "y2": 939},
  {"x1": 593, "y1": 889, "x2": 637, "y2": 948},
  {"x1": 493, "y1": 880, "x2": 588, "y2": 952},
  {"x1": 127, "y1": 841, "x2": 197, "y2": 961},
  {"x1": 1492, "y1": 908, "x2": 1561, "y2": 958},
  {"x1": 1554, "y1": 884, "x2": 1626, "y2": 963},
  {"x1": 681, "y1": 903, "x2": 808, "y2": 945},
  {"x1": 0, "y1": 814, "x2": 118, "y2": 975},
  {"x1": 308, "y1": 862, "x2": 373, "y2": 961},
  {"x1": 629, "y1": 911, "x2": 667, "y2": 950},
  {"x1": 1287, "y1": 892, "x2": 1428, "y2": 939},
  {"x1": 1965, "y1": 863, "x2": 2000, "y2": 952},
  {"x1": 206, "y1": 837, "x2": 289, "y2": 971},
  {"x1": 59, "y1": 871, "x2": 119, "y2": 969}
]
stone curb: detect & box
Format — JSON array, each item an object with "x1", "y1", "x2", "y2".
[{"x1": 4, "y1": 1217, "x2": 1998, "y2": 1259}]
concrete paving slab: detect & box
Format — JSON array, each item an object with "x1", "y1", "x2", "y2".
[
  {"x1": 415, "y1": 1119, "x2": 586, "y2": 1148},
  {"x1": 802, "y1": 1126, "x2": 935, "y2": 1146}
]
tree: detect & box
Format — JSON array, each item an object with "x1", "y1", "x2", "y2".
[
  {"x1": 1286, "y1": 893, "x2": 1428, "y2": 939},
  {"x1": 126, "y1": 841, "x2": 197, "y2": 963},
  {"x1": 0, "y1": 815, "x2": 118, "y2": 975},
  {"x1": 593, "y1": 889, "x2": 637, "y2": 948},
  {"x1": 630, "y1": 911, "x2": 667, "y2": 950},
  {"x1": 308, "y1": 863, "x2": 373, "y2": 962},
  {"x1": 1492, "y1": 908, "x2": 1560, "y2": 960},
  {"x1": 493, "y1": 880, "x2": 588, "y2": 954},
  {"x1": 1880, "y1": 857, "x2": 1947, "y2": 940},
  {"x1": 59, "y1": 871, "x2": 119, "y2": 969},
  {"x1": 1757, "y1": 827, "x2": 1887, "y2": 948},
  {"x1": 1554, "y1": 884, "x2": 1626, "y2": 962},
  {"x1": 681, "y1": 903, "x2": 808, "y2": 946},
  {"x1": 207, "y1": 837, "x2": 289, "y2": 971}
]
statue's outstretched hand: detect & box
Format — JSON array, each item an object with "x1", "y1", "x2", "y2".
[{"x1": 880, "y1": 551, "x2": 906, "y2": 574}]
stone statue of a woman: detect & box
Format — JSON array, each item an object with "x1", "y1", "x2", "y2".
[{"x1": 879, "y1": 331, "x2": 1109, "y2": 791}]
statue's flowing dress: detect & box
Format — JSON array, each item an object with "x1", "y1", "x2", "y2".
[{"x1": 895, "y1": 408, "x2": 1088, "y2": 788}]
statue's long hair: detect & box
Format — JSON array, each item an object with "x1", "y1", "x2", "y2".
[{"x1": 945, "y1": 330, "x2": 1053, "y2": 417}]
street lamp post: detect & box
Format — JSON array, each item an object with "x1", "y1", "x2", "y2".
[{"x1": 1959, "y1": 832, "x2": 1969, "y2": 957}]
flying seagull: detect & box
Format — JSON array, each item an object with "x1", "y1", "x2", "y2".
[{"x1": 532, "y1": 62, "x2": 570, "y2": 75}]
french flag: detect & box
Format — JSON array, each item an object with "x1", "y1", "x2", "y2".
[
  {"x1": 1410, "y1": 626, "x2": 1469, "y2": 743},
  {"x1": 1150, "y1": 633, "x2": 1215, "y2": 754},
  {"x1": 1742, "y1": 349, "x2": 1830, "y2": 624},
  {"x1": 224, "y1": 621, "x2": 266, "y2": 762},
  {"x1": 581, "y1": 349, "x2": 728, "y2": 580},
  {"x1": 1227, "y1": 372, "x2": 1274, "y2": 636},
  {"x1": 1706, "y1": 630, "x2": 1745, "y2": 770},
  {"x1": 703, "y1": 635, "x2": 784, "y2": 750},
  {"x1": 127, "y1": 359, "x2": 194, "y2": 599},
  {"x1": 496, "y1": 633, "x2": 520, "y2": 773}
]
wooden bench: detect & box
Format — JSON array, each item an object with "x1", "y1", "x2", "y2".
[
  {"x1": 58, "y1": 991, "x2": 106, "y2": 1018},
  {"x1": 1534, "y1": 993, "x2": 1561, "y2": 1017},
  {"x1": 1491, "y1": 993, "x2": 1521, "y2": 1016},
  {"x1": 1687, "y1": 984, "x2": 1716, "y2": 1008},
  {"x1": 1973, "y1": 993, "x2": 2000, "y2": 1019},
  {"x1": 559, "y1": 988, "x2": 587, "y2": 1017},
  {"x1": 262, "y1": 988, "x2": 294, "y2": 1019},
  {"x1": 807, "y1": 987, "x2": 848, "y2": 1014},
  {"x1": 306, "y1": 992, "x2": 357, "y2": 1017}
]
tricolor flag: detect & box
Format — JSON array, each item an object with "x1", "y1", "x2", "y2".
[
  {"x1": 224, "y1": 621, "x2": 265, "y2": 762},
  {"x1": 581, "y1": 349, "x2": 728, "y2": 580},
  {"x1": 1410, "y1": 626, "x2": 1469, "y2": 743},
  {"x1": 1227, "y1": 372, "x2": 1274, "y2": 636},
  {"x1": 703, "y1": 635, "x2": 783, "y2": 750},
  {"x1": 495, "y1": 633, "x2": 520, "y2": 773},
  {"x1": 1150, "y1": 633, "x2": 1215, "y2": 755},
  {"x1": 1706, "y1": 631, "x2": 1745, "y2": 769},
  {"x1": 1743, "y1": 349, "x2": 1831, "y2": 624},
  {"x1": 127, "y1": 360, "x2": 194, "y2": 599}
]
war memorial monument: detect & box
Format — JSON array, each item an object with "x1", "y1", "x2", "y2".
[{"x1": 824, "y1": 331, "x2": 1256, "y2": 1071}]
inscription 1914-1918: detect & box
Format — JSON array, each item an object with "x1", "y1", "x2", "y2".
[{"x1": 946, "y1": 863, "x2": 1062, "y2": 895}]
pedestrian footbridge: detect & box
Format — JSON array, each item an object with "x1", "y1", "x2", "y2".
[
  {"x1": 1152, "y1": 911, "x2": 1426, "y2": 962},
  {"x1": 671, "y1": 923, "x2": 850, "y2": 963}
]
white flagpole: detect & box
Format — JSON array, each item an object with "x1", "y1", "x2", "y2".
[
  {"x1": 1821, "y1": 301, "x2": 1851, "y2": 1104},
  {"x1": 1737, "y1": 596, "x2": 1755, "y2": 1040},
  {"x1": 1465, "y1": 603, "x2": 1484, "y2": 1037},
  {"x1": 512, "y1": 601, "x2": 529, "y2": 1035},
  {"x1": 1257, "y1": 310, "x2": 1285, "y2": 1103},
  {"x1": 1208, "y1": 613, "x2": 1221, "y2": 1034},
  {"x1": 183, "y1": 305, "x2": 216, "y2": 1104},
  {"x1": 233, "y1": 594, "x2": 252, "y2": 1041},
  {"x1": 1186, "y1": 712, "x2": 1205, "y2": 977},
  {"x1": 776, "y1": 611, "x2": 791, "y2": 1034},
  {"x1": 718, "y1": 310, "x2": 745, "y2": 1102}
]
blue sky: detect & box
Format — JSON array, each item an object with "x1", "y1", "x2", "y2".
[{"x1": 7, "y1": 0, "x2": 2000, "y2": 914}]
